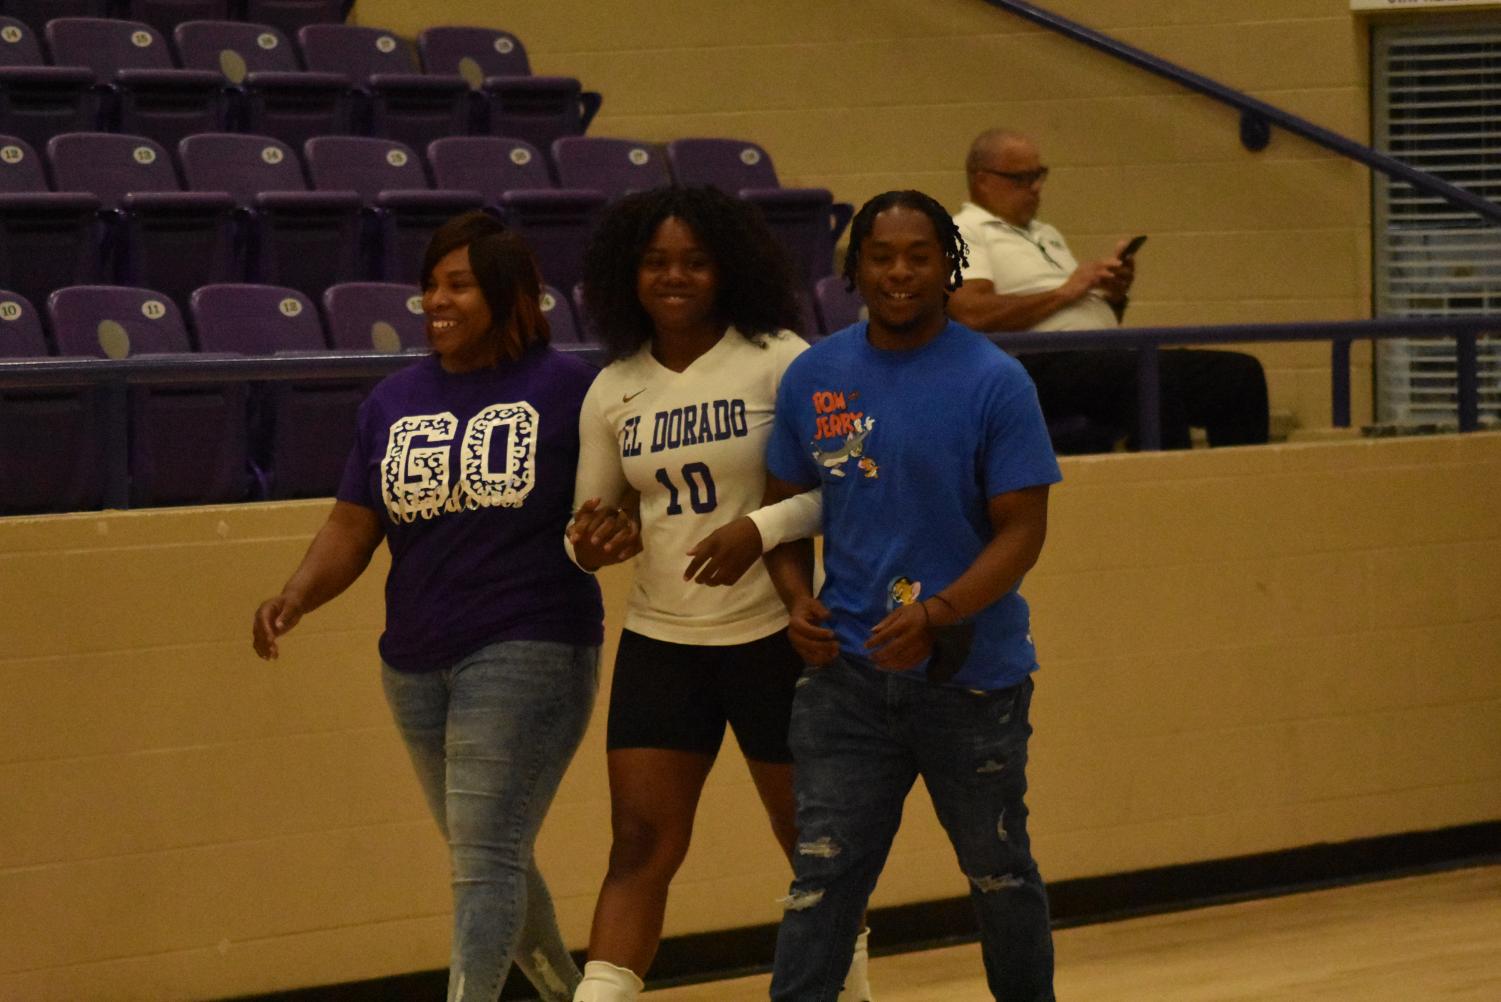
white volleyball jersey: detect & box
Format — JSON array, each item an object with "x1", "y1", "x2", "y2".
[{"x1": 574, "y1": 328, "x2": 808, "y2": 645}]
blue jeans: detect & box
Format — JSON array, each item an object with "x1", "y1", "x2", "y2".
[
  {"x1": 770, "y1": 658, "x2": 1054, "y2": 1002},
  {"x1": 382, "y1": 640, "x2": 599, "y2": 1002}
]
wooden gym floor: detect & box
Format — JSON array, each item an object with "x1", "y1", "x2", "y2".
[{"x1": 646, "y1": 863, "x2": 1501, "y2": 1000}]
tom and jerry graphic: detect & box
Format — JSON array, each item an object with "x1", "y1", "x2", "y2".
[{"x1": 809, "y1": 388, "x2": 878, "y2": 478}]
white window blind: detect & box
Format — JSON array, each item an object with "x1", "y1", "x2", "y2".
[{"x1": 1372, "y1": 24, "x2": 1501, "y2": 424}]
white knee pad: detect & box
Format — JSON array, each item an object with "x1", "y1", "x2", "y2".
[{"x1": 572, "y1": 960, "x2": 644, "y2": 1002}]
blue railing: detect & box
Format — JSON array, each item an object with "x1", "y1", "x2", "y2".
[
  {"x1": 982, "y1": 0, "x2": 1501, "y2": 226},
  {"x1": 993, "y1": 317, "x2": 1496, "y2": 450},
  {"x1": 1, "y1": 317, "x2": 1493, "y2": 512}
]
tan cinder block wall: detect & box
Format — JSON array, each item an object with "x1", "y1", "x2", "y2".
[
  {"x1": 357, "y1": 0, "x2": 1379, "y2": 428},
  {"x1": 3, "y1": 433, "x2": 1499, "y2": 1000}
]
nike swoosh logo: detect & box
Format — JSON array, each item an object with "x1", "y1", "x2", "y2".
[{"x1": 622, "y1": 388, "x2": 647, "y2": 403}]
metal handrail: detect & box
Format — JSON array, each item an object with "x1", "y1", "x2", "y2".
[
  {"x1": 990, "y1": 316, "x2": 1496, "y2": 449},
  {"x1": 0, "y1": 320, "x2": 1491, "y2": 511},
  {"x1": 982, "y1": 0, "x2": 1501, "y2": 226}
]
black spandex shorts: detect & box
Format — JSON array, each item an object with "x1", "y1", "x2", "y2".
[{"x1": 606, "y1": 627, "x2": 803, "y2": 763}]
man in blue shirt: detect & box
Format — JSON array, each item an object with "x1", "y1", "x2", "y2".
[{"x1": 762, "y1": 191, "x2": 1061, "y2": 1001}]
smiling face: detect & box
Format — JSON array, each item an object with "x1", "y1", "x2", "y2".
[
  {"x1": 636, "y1": 215, "x2": 721, "y2": 340},
  {"x1": 422, "y1": 244, "x2": 497, "y2": 372},
  {"x1": 854, "y1": 205, "x2": 952, "y2": 347}
]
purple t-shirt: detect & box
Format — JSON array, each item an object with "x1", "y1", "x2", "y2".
[{"x1": 337, "y1": 347, "x2": 604, "y2": 672}]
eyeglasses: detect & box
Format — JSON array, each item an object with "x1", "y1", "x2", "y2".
[{"x1": 975, "y1": 166, "x2": 1049, "y2": 187}]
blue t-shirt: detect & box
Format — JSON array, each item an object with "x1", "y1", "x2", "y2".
[
  {"x1": 338, "y1": 348, "x2": 604, "y2": 672},
  {"x1": 766, "y1": 321, "x2": 1061, "y2": 689}
]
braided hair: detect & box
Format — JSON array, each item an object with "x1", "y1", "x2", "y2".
[{"x1": 840, "y1": 190, "x2": 969, "y2": 293}]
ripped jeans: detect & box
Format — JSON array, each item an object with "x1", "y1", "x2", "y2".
[
  {"x1": 382, "y1": 641, "x2": 599, "y2": 1002},
  {"x1": 770, "y1": 657, "x2": 1054, "y2": 1002}
]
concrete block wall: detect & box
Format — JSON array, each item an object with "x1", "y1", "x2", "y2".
[{"x1": 3, "y1": 432, "x2": 1498, "y2": 999}]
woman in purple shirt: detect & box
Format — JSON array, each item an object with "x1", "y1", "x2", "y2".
[{"x1": 252, "y1": 211, "x2": 608, "y2": 1002}]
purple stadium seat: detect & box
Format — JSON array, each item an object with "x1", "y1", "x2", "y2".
[
  {"x1": 667, "y1": 137, "x2": 779, "y2": 190},
  {"x1": 242, "y1": 0, "x2": 346, "y2": 39},
  {"x1": 298, "y1": 24, "x2": 470, "y2": 153},
  {"x1": 4, "y1": 0, "x2": 108, "y2": 33},
  {"x1": 47, "y1": 132, "x2": 238, "y2": 310},
  {"x1": 0, "y1": 133, "x2": 44, "y2": 192},
  {"x1": 321, "y1": 280, "x2": 424, "y2": 351},
  {"x1": 551, "y1": 137, "x2": 668, "y2": 201},
  {"x1": 0, "y1": 189, "x2": 104, "y2": 310},
  {"x1": 426, "y1": 136, "x2": 551, "y2": 205},
  {"x1": 483, "y1": 76, "x2": 598, "y2": 167},
  {"x1": 45, "y1": 18, "x2": 229, "y2": 148},
  {"x1": 497, "y1": 188, "x2": 605, "y2": 298},
  {"x1": 568, "y1": 282, "x2": 600, "y2": 345},
  {"x1": 46, "y1": 282, "x2": 251, "y2": 505},
  {"x1": 416, "y1": 25, "x2": 532, "y2": 82},
  {"x1": 0, "y1": 287, "x2": 46, "y2": 355},
  {"x1": 416, "y1": 26, "x2": 600, "y2": 159},
  {"x1": 304, "y1": 135, "x2": 483, "y2": 283},
  {"x1": 49, "y1": 283, "x2": 193, "y2": 355},
  {"x1": 129, "y1": 0, "x2": 233, "y2": 39},
  {"x1": 0, "y1": 287, "x2": 111, "y2": 513},
  {"x1": 538, "y1": 284, "x2": 580, "y2": 344},
  {"x1": 666, "y1": 137, "x2": 853, "y2": 287},
  {"x1": 813, "y1": 274, "x2": 866, "y2": 336},
  {"x1": 174, "y1": 20, "x2": 355, "y2": 148},
  {"x1": 0, "y1": 65, "x2": 99, "y2": 152},
  {"x1": 192, "y1": 281, "x2": 364, "y2": 498},
  {"x1": 191, "y1": 282, "x2": 327, "y2": 352},
  {"x1": 0, "y1": 16, "x2": 43, "y2": 67},
  {"x1": 179, "y1": 132, "x2": 361, "y2": 298}
]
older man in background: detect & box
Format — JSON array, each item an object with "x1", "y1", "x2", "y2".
[{"x1": 948, "y1": 128, "x2": 1269, "y2": 452}]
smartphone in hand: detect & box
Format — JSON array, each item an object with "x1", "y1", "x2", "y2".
[{"x1": 1120, "y1": 234, "x2": 1148, "y2": 261}]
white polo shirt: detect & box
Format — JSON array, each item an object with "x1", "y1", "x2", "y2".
[{"x1": 953, "y1": 201, "x2": 1118, "y2": 332}]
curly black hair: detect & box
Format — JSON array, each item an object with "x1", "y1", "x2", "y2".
[
  {"x1": 581, "y1": 185, "x2": 804, "y2": 361},
  {"x1": 841, "y1": 189, "x2": 969, "y2": 293}
]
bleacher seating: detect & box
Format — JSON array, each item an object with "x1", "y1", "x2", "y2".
[
  {"x1": 813, "y1": 274, "x2": 866, "y2": 336},
  {"x1": 0, "y1": 186, "x2": 103, "y2": 311},
  {"x1": 174, "y1": 20, "x2": 354, "y2": 148},
  {"x1": 46, "y1": 17, "x2": 229, "y2": 148},
  {"x1": 179, "y1": 131, "x2": 362, "y2": 299},
  {"x1": 130, "y1": 0, "x2": 232, "y2": 39},
  {"x1": 0, "y1": 8, "x2": 878, "y2": 513},
  {"x1": 0, "y1": 132, "x2": 44, "y2": 191},
  {"x1": 3, "y1": 1, "x2": 108, "y2": 34},
  {"x1": 0, "y1": 286, "x2": 46, "y2": 355},
  {"x1": 667, "y1": 137, "x2": 852, "y2": 289},
  {"x1": 0, "y1": 15, "x2": 44, "y2": 66},
  {"x1": 552, "y1": 136, "x2": 668, "y2": 201},
  {"x1": 427, "y1": 135, "x2": 551, "y2": 206},
  {"x1": 303, "y1": 134, "x2": 483, "y2": 283},
  {"x1": 416, "y1": 25, "x2": 600, "y2": 161},
  {"x1": 48, "y1": 131, "x2": 238, "y2": 310},
  {"x1": 539, "y1": 284, "x2": 581, "y2": 344},
  {"x1": 298, "y1": 23, "x2": 469, "y2": 153},
  {"x1": 191, "y1": 281, "x2": 362, "y2": 498},
  {"x1": 321, "y1": 280, "x2": 424, "y2": 351},
  {"x1": 47, "y1": 282, "x2": 251, "y2": 504},
  {"x1": 0, "y1": 286, "x2": 110, "y2": 513},
  {"x1": 0, "y1": 63, "x2": 98, "y2": 151},
  {"x1": 242, "y1": 0, "x2": 346, "y2": 39}
]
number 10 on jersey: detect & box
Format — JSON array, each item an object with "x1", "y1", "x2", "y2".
[{"x1": 655, "y1": 463, "x2": 717, "y2": 515}]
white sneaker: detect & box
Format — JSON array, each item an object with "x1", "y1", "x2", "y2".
[
  {"x1": 837, "y1": 927, "x2": 874, "y2": 1002},
  {"x1": 573, "y1": 960, "x2": 644, "y2": 1002}
]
